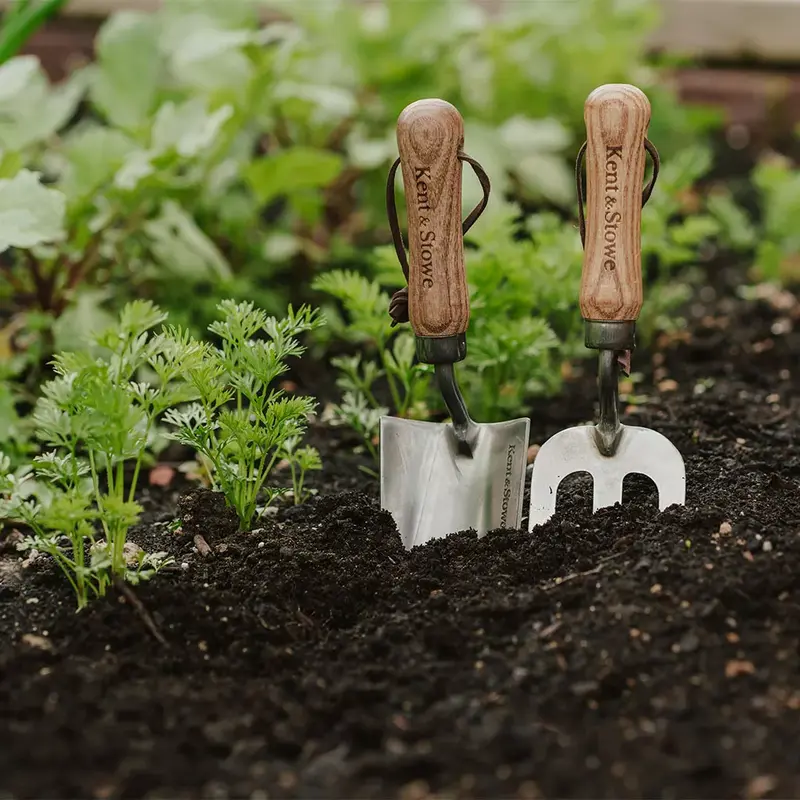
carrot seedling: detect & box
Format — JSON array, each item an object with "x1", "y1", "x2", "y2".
[
  {"x1": 0, "y1": 300, "x2": 199, "y2": 609},
  {"x1": 162, "y1": 301, "x2": 324, "y2": 530}
]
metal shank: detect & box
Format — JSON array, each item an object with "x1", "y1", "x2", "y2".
[
  {"x1": 414, "y1": 333, "x2": 477, "y2": 457},
  {"x1": 435, "y1": 363, "x2": 479, "y2": 457},
  {"x1": 595, "y1": 349, "x2": 622, "y2": 456}
]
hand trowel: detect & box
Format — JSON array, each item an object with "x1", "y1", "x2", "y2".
[
  {"x1": 380, "y1": 98, "x2": 530, "y2": 549},
  {"x1": 528, "y1": 84, "x2": 686, "y2": 530}
]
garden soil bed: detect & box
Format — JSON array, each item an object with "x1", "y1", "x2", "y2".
[{"x1": 3, "y1": 265, "x2": 800, "y2": 800}]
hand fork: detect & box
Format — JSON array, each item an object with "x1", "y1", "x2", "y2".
[{"x1": 528, "y1": 84, "x2": 686, "y2": 530}]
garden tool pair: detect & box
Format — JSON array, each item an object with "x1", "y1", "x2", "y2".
[{"x1": 381, "y1": 89, "x2": 686, "y2": 550}]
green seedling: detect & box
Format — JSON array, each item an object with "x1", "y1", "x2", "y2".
[
  {"x1": 0, "y1": 300, "x2": 195, "y2": 609},
  {"x1": 313, "y1": 269, "x2": 430, "y2": 463},
  {"x1": 280, "y1": 435, "x2": 322, "y2": 505},
  {"x1": 162, "y1": 300, "x2": 324, "y2": 530},
  {"x1": 751, "y1": 152, "x2": 800, "y2": 285}
]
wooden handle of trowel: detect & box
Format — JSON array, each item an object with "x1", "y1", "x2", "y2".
[
  {"x1": 396, "y1": 98, "x2": 470, "y2": 337},
  {"x1": 580, "y1": 84, "x2": 651, "y2": 322}
]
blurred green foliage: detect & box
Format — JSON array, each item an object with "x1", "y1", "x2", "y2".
[
  {"x1": 0, "y1": 0, "x2": 751, "y2": 455},
  {"x1": 750, "y1": 152, "x2": 800, "y2": 284}
]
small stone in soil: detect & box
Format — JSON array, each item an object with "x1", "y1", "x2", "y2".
[
  {"x1": 21, "y1": 634, "x2": 52, "y2": 651},
  {"x1": 725, "y1": 660, "x2": 756, "y2": 678}
]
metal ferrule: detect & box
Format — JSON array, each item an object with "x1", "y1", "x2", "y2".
[
  {"x1": 415, "y1": 333, "x2": 467, "y2": 365},
  {"x1": 584, "y1": 320, "x2": 636, "y2": 351}
]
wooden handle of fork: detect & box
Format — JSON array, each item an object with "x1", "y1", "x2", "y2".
[
  {"x1": 396, "y1": 98, "x2": 470, "y2": 337},
  {"x1": 580, "y1": 84, "x2": 651, "y2": 322}
]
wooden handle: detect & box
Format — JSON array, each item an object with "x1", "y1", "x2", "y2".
[
  {"x1": 580, "y1": 84, "x2": 651, "y2": 322},
  {"x1": 396, "y1": 98, "x2": 469, "y2": 338}
]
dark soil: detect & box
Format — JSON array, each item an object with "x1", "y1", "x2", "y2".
[{"x1": 2, "y1": 271, "x2": 800, "y2": 800}]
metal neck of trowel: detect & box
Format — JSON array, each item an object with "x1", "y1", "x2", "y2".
[
  {"x1": 416, "y1": 334, "x2": 478, "y2": 457},
  {"x1": 394, "y1": 98, "x2": 482, "y2": 458},
  {"x1": 577, "y1": 84, "x2": 658, "y2": 458}
]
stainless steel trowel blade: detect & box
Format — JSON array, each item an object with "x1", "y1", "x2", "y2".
[
  {"x1": 528, "y1": 424, "x2": 686, "y2": 530},
  {"x1": 380, "y1": 415, "x2": 530, "y2": 549}
]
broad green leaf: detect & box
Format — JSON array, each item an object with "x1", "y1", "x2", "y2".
[
  {"x1": 52, "y1": 290, "x2": 116, "y2": 354},
  {"x1": 91, "y1": 12, "x2": 161, "y2": 130},
  {"x1": 263, "y1": 232, "x2": 301, "y2": 261},
  {"x1": 515, "y1": 153, "x2": 573, "y2": 206},
  {"x1": 0, "y1": 57, "x2": 86, "y2": 150},
  {"x1": 670, "y1": 215, "x2": 720, "y2": 247},
  {"x1": 272, "y1": 82, "x2": 357, "y2": 124},
  {"x1": 499, "y1": 116, "x2": 571, "y2": 154},
  {"x1": 160, "y1": 12, "x2": 255, "y2": 93},
  {"x1": 143, "y1": 201, "x2": 231, "y2": 281},
  {"x1": 60, "y1": 125, "x2": 137, "y2": 197},
  {"x1": 461, "y1": 121, "x2": 511, "y2": 211},
  {"x1": 0, "y1": 170, "x2": 65, "y2": 252},
  {"x1": 0, "y1": 150, "x2": 22, "y2": 179},
  {"x1": 345, "y1": 127, "x2": 395, "y2": 169},
  {"x1": 113, "y1": 149, "x2": 155, "y2": 191},
  {"x1": 151, "y1": 98, "x2": 234, "y2": 157},
  {"x1": 162, "y1": 0, "x2": 257, "y2": 27},
  {"x1": 245, "y1": 147, "x2": 344, "y2": 204},
  {"x1": 456, "y1": 42, "x2": 494, "y2": 113}
]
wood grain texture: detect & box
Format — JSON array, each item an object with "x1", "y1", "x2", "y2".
[
  {"x1": 580, "y1": 84, "x2": 651, "y2": 322},
  {"x1": 396, "y1": 99, "x2": 469, "y2": 338}
]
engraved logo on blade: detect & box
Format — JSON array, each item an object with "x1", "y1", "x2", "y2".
[
  {"x1": 603, "y1": 145, "x2": 622, "y2": 273},
  {"x1": 415, "y1": 167, "x2": 435, "y2": 289},
  {"x1": 500, "y1": 443, "x2": 516, "y2": 528}
]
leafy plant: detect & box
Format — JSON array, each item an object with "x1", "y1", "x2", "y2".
[
  {"x1": 750, "y1": 152, "x2": 800, "y2": 284},
  {"x1": 312, "y1": 269, "x2": 430, "y2": 460},
  {"x1": 0, "y1": 0, "x2": 68, "y2": 65},
  {"x1": 162, "y1": 300, "x2": 324, "y2": 530},
  {"x1": 0, "y1": 300, "x2": 195, "y2": 609},
  {"x1": 280, "y1": 434, "x2": 322, "y2": 505},
  {"x1": 0, "y1": 0, "x2": 725, "y2": 378},
  {"x1": 0, "y1": 0, "x2": 757, "y2": 484}
]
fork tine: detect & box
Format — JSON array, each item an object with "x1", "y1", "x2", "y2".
[{"x1": 592, "y1": 469, "x2": 624, "y2": 512}]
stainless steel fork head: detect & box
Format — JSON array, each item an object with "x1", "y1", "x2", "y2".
[{"x1": 528, "y1": 423, "x2": 686, "y2": 530}]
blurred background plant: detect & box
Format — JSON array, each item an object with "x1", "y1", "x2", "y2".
[
  {"x1": 0, "y1": 0, "x2": 777, "y2": 470},
  {"x1": 0, "y1": 0, "x2": 66, "y2": 64}
]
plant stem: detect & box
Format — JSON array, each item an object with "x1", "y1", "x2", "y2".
[
  {"x1": 113, "y1": 458, "x2": 125, "y2": 573},
  {"x1": 73, "y1": 539, "x2": 86, "y2": 608},
  {"x1": 23, "y1": 251, "x2": 54, "y2": 311},
  {"x1": 254, "y1": 451, "x2": 281, "y2": 523},
  {"x1": 128, "y1": 417, "x2": 154, "y2": 504},
  {"x1": 88, "y1": 450, "x2": 112, "y2": 544},
  {"x1": 0, "y1": 0, "x2": 67, "y2": 65},
  {"x1": 44, "y1": 543, "x2": 83, "y2": 607},
  {"x1": 381, "y1": 352, "x2": 403, "y2": 414},
  {"x1": 292, "y1": 462, "x2": 300, "y2": 504}
]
